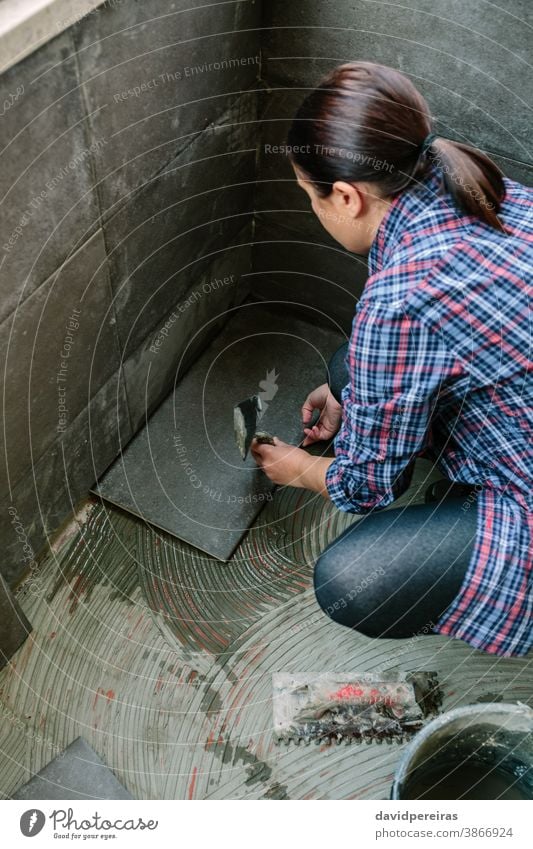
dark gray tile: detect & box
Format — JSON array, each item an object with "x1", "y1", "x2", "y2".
[
  {"x1": 0, "y1": 366, "x2": 131, "y2": 588},
  {"x1": 104, "y1": 96, "x2": 257, "y2": 357},
  {"x1": 262, "y1": 0, "x2": 532, "y2": 164},
  {"x1": 0, "y1": 30, "x2": 100, "y2": 323},
  {"x1": 0, "y1": 229, "x2": 121, "y2": 492},
  {"x1": 252, "y1": 90, "x2": 367, "y2": 332},
  {"x1": 489, "y1": 153, "x2": 533, "y2": 187},
  {"x1": 95, "y1": 302, "x2": 343, "y2": 560},
  {"x1": 123, "y1": 232, "x2": 253, "y2": 433},
  {"x1": 252, "y1": 219, "x2": 364, "y2": 333},
  {"x1": 0, "y1": 573, "x2": 31, "y2": 668},
  {"x1": 73, "y1": 0, "x2": 261, "y2": 214},
  {"x1": 12, "y1": 737, "x2": 133, "y2": 800},
  {"x1": 255, "y1": 88, "x2": 315, "y2": 217},
  {"x1": 252, "y1": 87, "x2": 364, "y2": 331}
]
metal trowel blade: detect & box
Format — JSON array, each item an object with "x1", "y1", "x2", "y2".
[{"x1": 234, "y1": 395, "x2": 262, "y2": 460}]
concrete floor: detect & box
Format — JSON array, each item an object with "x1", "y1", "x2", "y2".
[{"x1": 1, "y1": 460, "x2": 532, "y2": 800}]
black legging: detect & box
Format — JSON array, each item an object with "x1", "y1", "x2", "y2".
[{"x1": 315, "y1": 344, "x2": 479, "y2": 639}]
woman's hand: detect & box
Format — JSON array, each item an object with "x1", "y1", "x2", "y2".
[
  {"x1": 301, "y1": 383, "x2": 343, "y2": 446},
  {"x1": 250, "y1": 438, "x2": 309, "y2": 486},
  {"x1": 251, "y1": 437, "x2": 333, "y2": 496}
]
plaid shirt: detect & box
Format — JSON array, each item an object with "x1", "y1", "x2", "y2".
[{"x1": 326, "y1": 165, "x2": 533, "y2": 657}]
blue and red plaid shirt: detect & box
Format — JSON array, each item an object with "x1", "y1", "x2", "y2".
[{"x1": 326, "y1": 164, "x2": 533, "y2": 657}]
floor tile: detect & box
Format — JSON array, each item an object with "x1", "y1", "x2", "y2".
[
  {"x1": 94, "y1": 302, "x2": 344, "y2": 559},
  {"x1": 12, "y1": 737, "x2": 132, "y2": 800}
]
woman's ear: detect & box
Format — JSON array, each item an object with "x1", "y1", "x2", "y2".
[{"x1": 330, "y1": 181, "x2": 364, "y2": 218}]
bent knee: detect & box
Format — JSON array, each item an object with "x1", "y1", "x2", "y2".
[
  {"x1": 313, "y1": 550, "x2": 384, "y2": 636},
  {"x1": 313, "y1": 551, "x2": 340, "y2": 615}
]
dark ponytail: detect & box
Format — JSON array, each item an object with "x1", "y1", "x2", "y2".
[
  {"x1": 427, "y1": 136, "x2": 505, "y2": 229},
  {"x1": 287, "y1": 62, "x2": 506, "y2": 230}
]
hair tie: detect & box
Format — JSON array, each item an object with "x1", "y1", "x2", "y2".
[{"x1": 420, "y1": 132, "x2": 438, "y2": 157}]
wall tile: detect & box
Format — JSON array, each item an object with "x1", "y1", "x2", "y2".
[
  {"x1": 73, "y1": 0, "x2": 262, "y2": 215},
  {"x1": 255, "y1": 89, "x2": 338, "y2": 236},
  {"x1": 1, "y1": 367, "x2": 131, "y2": 587},
  {"x1": 0, "y1": 229, "x2": 121, "y2": 492},
  {"x1": 252, "y1": 219, "x2": 363, "y2": 333},
  {"x1": 103, "y1": 96, "x2": 257, "y2": 357},
  {"x1": 122, "y1": 233, "x2": 252, "y2": 433},
  {"x1": 490, "y1": 154, "x2": 533, "y2": 187},
  {"x1": 262, "y1": 0, "x2": 532, "y2": 164},
  {"x1": 252, "y1": 88, "x2": 364, "y2": 330},
  {"x1": 0, "y1": 30, "x2": 100, "y2": 324}
]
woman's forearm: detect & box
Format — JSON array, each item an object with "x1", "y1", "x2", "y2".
[{"x1": 298, "y1": 455, "x2": 334, "y2": 498}]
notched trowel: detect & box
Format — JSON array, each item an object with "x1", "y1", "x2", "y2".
[
  {"x1": 234, "y1": 394, "x2": 275, "y2": 460},
  {"x1": 273, "y1": 672, "x2": 442, "y2": 745}
]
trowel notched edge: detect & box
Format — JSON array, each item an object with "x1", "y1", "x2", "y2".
[{"x1": 272, "y1": 671, "x2": 443, "y2": 746}]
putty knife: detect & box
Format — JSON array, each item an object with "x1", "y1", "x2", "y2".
[{"x1": 234, "y1": 395, "x2": 275, "y2": 460}]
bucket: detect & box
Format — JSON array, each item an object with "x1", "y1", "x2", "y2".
[{"x1": 391, "y1": 702, "x2": 533, "y2": 800}]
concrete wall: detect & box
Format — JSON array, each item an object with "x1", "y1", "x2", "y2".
[
  {"x1": 253, "y1": 0, "x2": 533, "y2": 330},
  {"x1": 1, "y1": 0, "x2": 261, "y2": 586}
]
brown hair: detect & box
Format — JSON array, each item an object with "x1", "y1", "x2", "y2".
[{"x1": 287, "y1": 62, "x2": 505, "y2": 230}]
